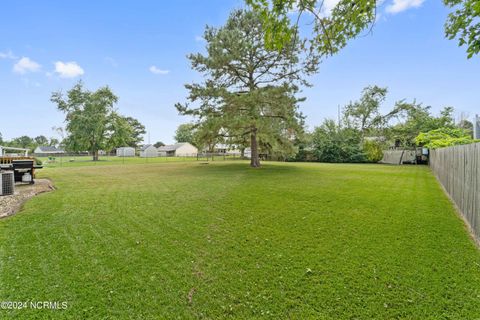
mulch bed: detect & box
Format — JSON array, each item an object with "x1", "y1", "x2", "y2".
[{"x1": 0, "y1": 179, "x2": 55, "y2": 219}]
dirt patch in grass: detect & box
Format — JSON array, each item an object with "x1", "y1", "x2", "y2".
[{"x1": 0, "y1": 179, "x2": 55, "y2": 219}]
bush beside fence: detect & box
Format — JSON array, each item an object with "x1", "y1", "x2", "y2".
[{"x1": 430, "y1": 142, "x2": 480, "y2": 240}]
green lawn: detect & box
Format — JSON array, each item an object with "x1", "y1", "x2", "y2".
[{"x1": 1, "y1": 161, "x2": 480, "y2": 319}]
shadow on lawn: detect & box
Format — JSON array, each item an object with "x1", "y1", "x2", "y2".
[{"x1": 189, "y1": 161, "x2": 305, "y2": 175}]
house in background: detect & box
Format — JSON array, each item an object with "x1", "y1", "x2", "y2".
[
  {"x1": 202, "y1": 144, "x2": 241, "y2": 155},
  {"x1": 139, "y1": 144, "x2": 158, "y2": 158},
  {"x1": 116, "y1": 147, "x2": 135, "y2": 157},
  {"x1": 158, "y1": 143, "x2": 198, "y2": 157},
  {"x1": 34, "y1": 146, "x2": 65, "y2": 156}
]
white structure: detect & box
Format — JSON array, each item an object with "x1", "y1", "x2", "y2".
[
  {"x1": 474, "y1": 114, "x2": 480, "y2": 140},
  {"x1": 244, "y1": 148, "x2": 251, "y2": 159},
  {"x1": 34, "y1": 146, "x2": 65, "y2": 155},
  {"x1": 158, "y1": 143, "x2": 198, "y2": 157},
  {"x1": 0, "y1": 145, "x2": 29, "y2": 157},
  {"x1": 116, "y1": 147, "x2": 135, "y2": 157},
  {"x1": 139, "y1": 144, "x2": 158, "y2": 158},
  {"x1": 201, "y1": 144, "x2": 240, "y2": 155}
]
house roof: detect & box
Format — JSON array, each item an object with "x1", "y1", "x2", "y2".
[
  {"x1": 36, "y1": 146, "x2": 64, "y2": 152},
  {"x1": 140, "y1": 144, "x2": 156, "y2": 151},
  {"x1": 158, "y1": 143, "x2": 191, "y2": 152}
]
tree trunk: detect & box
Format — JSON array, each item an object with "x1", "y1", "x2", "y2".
[
  {"x1": 92, "y1": 149, "x2": 99, "y2": 161},
  {"x1": 250, "y1": 128, "x2": 260, "y2": 168},
  {"x1": 240, "y1": 147, "x2": 245, "y2": 158}
]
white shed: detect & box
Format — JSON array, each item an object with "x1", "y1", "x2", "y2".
[
  {"x1": 158, "y1": 143, "x2": 198, "y2": 157},
  {"x1": 139, "y1": 144, "x2": 158, "y2": 158},
  {"x1": 116, "y1": 147, "x2": 135, "y2": 157}
]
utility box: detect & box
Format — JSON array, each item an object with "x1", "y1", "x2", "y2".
[{"x1": 0, "y1": 171, "x2": 15, "y2": 196}]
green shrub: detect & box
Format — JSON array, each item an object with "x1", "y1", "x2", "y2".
[
  {"x1": 362, "y1": 140, "x2": 383, "y2": 162},
  {"x1": 415, "y1": 127, "x2": 478, "y2": 149}
]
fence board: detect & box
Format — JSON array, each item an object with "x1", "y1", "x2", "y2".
[{"x1": 430, "y1": 143, "x2": 480, "y2": 240}]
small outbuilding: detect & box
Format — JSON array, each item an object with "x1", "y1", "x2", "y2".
[
  {"x1": 116, "y1": 147, "x2": 135, "y2": 157},
  {"x1": 158, "y1": 143, "x2": 198, "y2": 157},
  {"x1": 139, "y1": 144, "x2": 158, "y2": 158}
]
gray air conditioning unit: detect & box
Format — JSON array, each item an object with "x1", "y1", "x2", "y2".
[{"x1": 0, "y1": 171, "x2": 15, "y2": 196}]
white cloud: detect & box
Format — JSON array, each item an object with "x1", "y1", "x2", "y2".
[
  {"x1": 149, "y1": 65, "x2": 169, "y2": 75},
  {"x1": 386, "y1": 0, "x2": 425, "y2": 14},
  {"x1": 13, "y1": 57, "x2": 41, "y2": 74},
  {"x1": 0, "y1": 50, "x2": 17, "y2": 59},
  {"x1": 195, "y1": 35, "x2": 204, "y2": 42},
  {"x1": 322, "y1": 0, "x2": 341, "y2": 15},
  {"x1": 54, "y1": 61, "x2": 84, "y2": 78}
]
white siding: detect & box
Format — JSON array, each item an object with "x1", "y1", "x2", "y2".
[
  {"x1": 116, "y1": 147, "x2": 135, "y2": 157},
  {"x1": 140, "y1": 146, "x2": 158, "y2": 158},
  {"x1": 175, "y1": 143, "x2": 198, "y2": 156}
]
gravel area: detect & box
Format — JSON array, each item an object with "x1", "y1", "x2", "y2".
[{"x1": 0, "y1": 179, "x2": 55, "y2": 219}]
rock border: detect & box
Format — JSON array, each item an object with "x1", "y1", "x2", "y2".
[{"x1": 0, "y1": 179, "x2": 55, "y2": 219}]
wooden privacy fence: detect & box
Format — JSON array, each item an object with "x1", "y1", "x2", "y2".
[{"x1": 430, "y1": 142, "x2": 480, "y2": 240}]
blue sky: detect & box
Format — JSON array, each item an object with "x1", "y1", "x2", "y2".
[{"x1": 0, "y1": 0, "x2": 478, "y2": 144}]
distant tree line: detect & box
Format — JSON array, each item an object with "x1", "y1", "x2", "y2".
[
  {"x1": 0, "y1": 133, "x2": 59, "y2": 153},
  {"x1": 292, "y1": 86, "x2": 477, "y2": 163},
  {"x1": 173, "y1": 84, "x2": 478, "y2": 164}
]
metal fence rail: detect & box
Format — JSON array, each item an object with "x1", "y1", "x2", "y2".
[
  {"x1": 430, "y1": 143, "x2": 480, "y2": 240},
  {"x1": 32, "y1": 152, "x2": 246, "y2": 168}
]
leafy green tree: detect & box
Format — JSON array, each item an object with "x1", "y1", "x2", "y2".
[
  {"x1": 34, "y1": 135, "x2": 49, "y2": 146},
  {"x1": 362, "y1": 139, "x2": 383, "y2": 162},
  {"x1": 247, "y1": 0, "x2": 479, "y2": 58},
  {"x1": 444, "y1": 0, "x2": 480, "y2": 58},
  {"x1": 0, "y1": 132, "x2": 3, "y2": 145},
  {"x1": 290, "y1": 131, "x2": 315, "y2": 161},
  {"x1": 153, "y1": 141, "x2": 165, "y2": 148},
  {"x1": 174, "y1": 123, "x2": 197, "y2": 146},
  {"x1": 415, "y1": 127, "x2": 478, "y2": 148},
  {"x1": 312, "y1": 119, "x2": 365, "y2": 163},
  {"x1": 458, "y1": 118, "x2": 474, "y2": 137},
  {"x1": 51, "y1": 82, "x2": 135, "y2": 161},
  {"x1": 176, "y1": 9, "x2": 316, "y2": 167},
  {"x1": 246, "y1": 0, "x2": 376, "y2": 54},
  {"x1": 192, "y1": 118, "x2": 224, "y2": 152},
  {"x1": 390, "y1": 103, "x2": 455, "y2": 147},
  {"x1": 124, "y1": 117, "x2": 146, "y2": 147},
  {"x1": 49, "y1": 138, "x2": 60, "y2": 147},
  {"x1": 10, "y1": 136, "x2": 34, "y2": 149},
  {"x1": 107, "y1": 113, "x2": 135, "y2": 150},
  {"x1": 343, "y1": 85, "x2": 398, "y2": 138}
]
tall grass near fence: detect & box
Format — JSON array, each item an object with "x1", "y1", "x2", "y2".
[{"x1": 430, "y1": 142, "x2": 480, "y2": 240}]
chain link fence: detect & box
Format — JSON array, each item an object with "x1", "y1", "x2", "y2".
[{"x1": 34, "y1": 152, "x2": 246, "y2": 168}]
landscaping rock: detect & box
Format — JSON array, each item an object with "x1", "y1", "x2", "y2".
[{"x1": 0, "y1": 179, "x2": 54, "y2": 218}]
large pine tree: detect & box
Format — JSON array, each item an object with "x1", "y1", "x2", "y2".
[{"x1": 176, "y1": 9, "x2": 317, "y2": 167}]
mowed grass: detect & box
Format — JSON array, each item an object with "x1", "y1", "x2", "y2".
[{"x1": 1, "y1": 162, "x2": 480, "y2": 319}]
